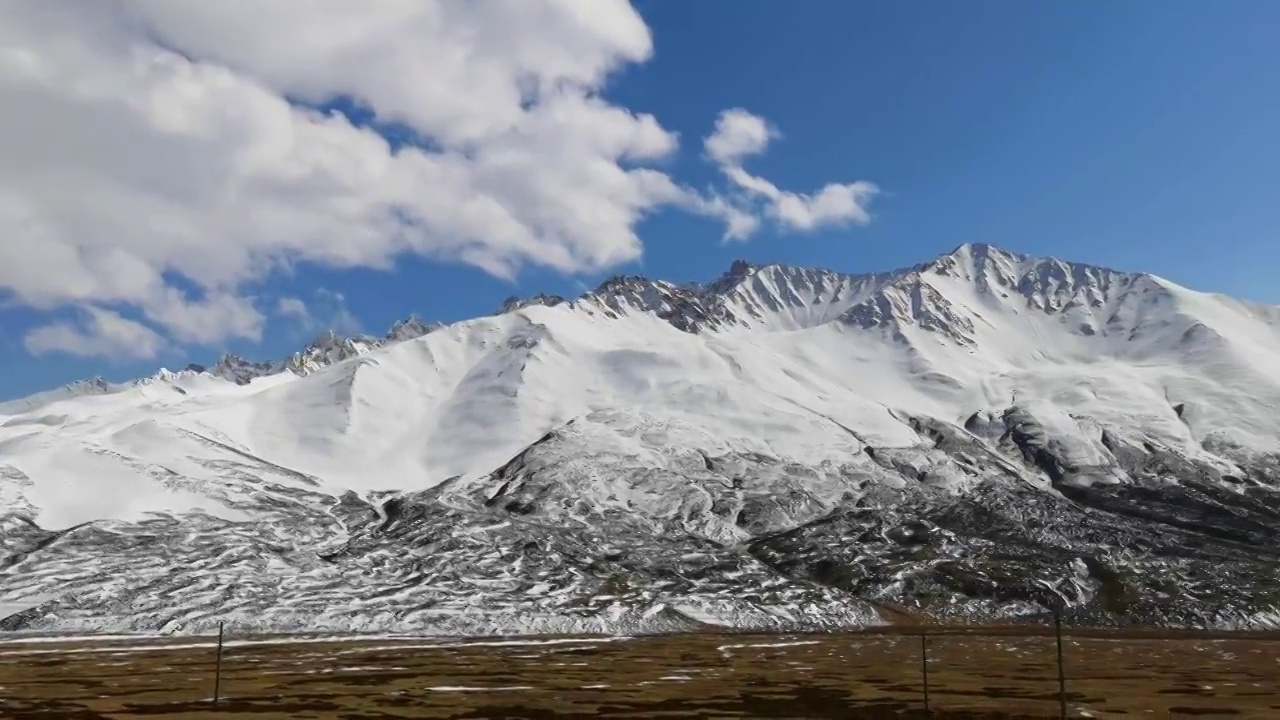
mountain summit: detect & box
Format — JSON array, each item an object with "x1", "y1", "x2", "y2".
[{"x1": 2, "y1": 244, "x2": 1279, "y2": 635}]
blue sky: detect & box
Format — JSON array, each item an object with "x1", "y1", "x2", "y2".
[{"x1": 2, "y1": 1, "x2": 1278, "y2": 400}]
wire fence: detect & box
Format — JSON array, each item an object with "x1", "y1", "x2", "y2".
[{"x1": 2, "y1": 616, "x2": 1276, "y2": 718}]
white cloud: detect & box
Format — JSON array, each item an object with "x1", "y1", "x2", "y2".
[
  {"x1": 275, "y1": 297, "x2": 311, "y2": 323},
  {"x1": 704, "y1": 109, "x2": 878, "y2": 236},
  {"x1": 722, "y1": 166, "x2": 878, "y2": 231},
  {"x1": 23, "y1": 307, "x2": 164, "y2": 360},
  {"x1": 772, "y1": 181, "x2": 878, "y2": 230},
  {"x1": 0, "y1": 2, "x2": 878, "y2": 358},
  {"x1": 144, "y1": 290, "x2": 264, "y2": 346},
  {"x1": 704, "y1": 108, "x2": 776, "y2": 165},
  {"x1": 275, "y1": 290, "x2": 361, "y2": 337},
  {"x1": 311, "y1": 289, "x2": 363, "y2": 336}
]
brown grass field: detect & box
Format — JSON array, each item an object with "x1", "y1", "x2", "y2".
[{"x1": 0, "y1": 626, "x2": 1277, "y2": 718}]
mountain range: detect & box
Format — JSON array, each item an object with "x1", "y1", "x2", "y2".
[{"x1": 2, "y1": 243, "x2": 1279, "y2": 635}]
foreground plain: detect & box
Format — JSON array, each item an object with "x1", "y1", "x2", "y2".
[{"x1": 1, "y1": 627, "x2": 1278, "y2": 718}]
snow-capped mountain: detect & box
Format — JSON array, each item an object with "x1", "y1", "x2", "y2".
[
  {"x1": 0, "y1": 377, "x2": 114, "y2": 416},
  {"x1": 3, "y1": 244, "x2": 1279, "y2": 635}
]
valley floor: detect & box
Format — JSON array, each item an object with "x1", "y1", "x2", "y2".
[{"x1": 1, "y1": 627, "x2": 1278, "y2": 718}]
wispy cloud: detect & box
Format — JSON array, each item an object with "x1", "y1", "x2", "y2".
[
  {"x1": 274, "y1": 290, "x2": 362, "y2": 337},
  {"x1": 23, "y1": 307, "x2": 164, "y2": 360},
  {"x1": 704, "y1": 108, "x2": 878, "y2": 236},
  {"x1": 275, "y1": 297, "x2": 311, "y2": 324},
  {"x1": 313, "y1": 289, "x2": 363, "y2": 336}
]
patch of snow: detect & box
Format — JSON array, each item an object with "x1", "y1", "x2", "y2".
[{"x1": 429, "y1": 686, "x2": 534, "y2": 692}]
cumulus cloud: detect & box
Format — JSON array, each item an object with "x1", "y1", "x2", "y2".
[
  {"x1": 704, "y1": 108, "x2": 878, "y2": 235},
  {"x1": 0, "y1": 2, "x2": 878, "y2": 359},
  {"x1": 705, "y1": 109, "x2": 776, "y2": 166},
  {"x1": 23, "y1": 307, "x2": 164, "y2": 360}
]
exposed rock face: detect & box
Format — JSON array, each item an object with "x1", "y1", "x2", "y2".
[
  {"x1": 498, "y1": 294, "x2": 567, "y2": 315},
  {"x1": 208, "y1": 354, "x2": 278, "y2": 385},
  {"x1": 385, "y1": 315, "x2": 442, "y2": 342}
]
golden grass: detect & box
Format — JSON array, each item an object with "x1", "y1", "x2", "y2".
[{"x1": 1, "y1": 628, "x2": 1277, "y2": 718}]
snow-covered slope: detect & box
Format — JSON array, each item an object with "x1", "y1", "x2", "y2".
[{"x1": 3, "y1": 244, "x2": 1279, "y2": 634}]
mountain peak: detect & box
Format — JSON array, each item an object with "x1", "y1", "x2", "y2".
[
  {"x1": 579, "y1": 274, "x2": 735, "y2": 333},
  {"x1": 497, "y1": 293, "x2": 567, "y2": 315},
  {"x1": 727, "y1": 258, "x2": 755, "y2": 277},
  {"x1": 948, "y1": 241, "x2": 1000, "y2": 257},
  {"x1": 925, "y1": 243, "x2": 1023, "y2": 279},
  {"x1": 210, "y1": 353, "x2": 277, "y2": 385},
  {"x1": 0, "y1": 376, "x2": 118, "y2": 414},
  {"x1": 592, "y1": 273, "x2": 669, "y2": 295},
  {"x1": 386, "y1": 315, "x2": 436, "y2": 342},
  {"x1": 284, "y1": 332, "x2": 379, "y2": 376}
]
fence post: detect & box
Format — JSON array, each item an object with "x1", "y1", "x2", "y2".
[
  {"x1": 213, "y1": 620, "x2": 224, "y2": 706},
  {"x1": 1054, "y1": 612, "x2": 1066, "y2": 719},
  {"x1": 920, "y1": 631, "x2": 930, "y2": 713}
]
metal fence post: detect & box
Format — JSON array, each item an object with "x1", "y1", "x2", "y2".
[
  {"x1": 920, "y1": 631, "x2": 930, "y2": 713},
  {"x1": 213, "y1": 620, "x2": 224, "y2": 706},
  {"x1": 1054, "y1": 612, "x2": 1066, "y2": 719}
]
